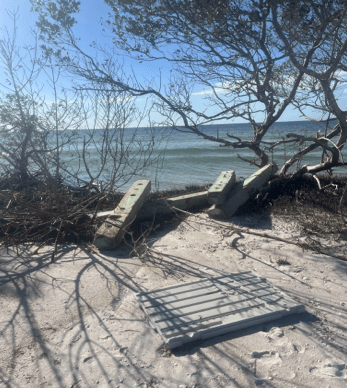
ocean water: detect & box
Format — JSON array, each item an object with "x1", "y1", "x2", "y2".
[{"x1": 59, "y1": 120, "x2": 346, "y2": 191}]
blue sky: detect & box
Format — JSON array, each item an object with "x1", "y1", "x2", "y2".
[{"x1": 1, "y1": 0, "x2": 346, "y2": 127}]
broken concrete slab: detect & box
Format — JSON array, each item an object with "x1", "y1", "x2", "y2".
[
  {"x1": 137, "y1": 190, "x2": 208, "y2": 219},
  {"x1": 208, "y1": 164, "x2": 277, "y2": 219},
  {"x1": 95, "y1": 190, "x2": 209, "y2": 221},
  {"x1": 137, "y1": 271, "x2": 305, "y2": 349},
  {"x1": 208, "y1": 170, "x2": 236, "y2": 206},
  {"x1": 93, "y1": 180, "x2": 151, "y2": 250}
]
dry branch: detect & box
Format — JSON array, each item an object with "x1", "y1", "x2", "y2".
[
  {"x1": 0, "y1": 178, "x2": 102, "y2": 254},
  {"x1": 170, "y1": 206, "x2": 347, "y2": 263}
]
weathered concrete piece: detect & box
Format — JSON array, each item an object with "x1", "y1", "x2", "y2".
[
  {"x1": 137, "y1": 271, "x2": 305, "y2": 349},
  {"x1": 208, "y1": 170, "x2": 236, "y2": 205},
  {"x1": 93, "y1": 180, "x2": 151, "y2": 250},
  {"x1": 137, "y1": 190, "x2": 208, "y2": 219},
  {"x1": 208, "y1": 164, "x2": 277, "y2": 219},
  {"x1": 96, "y1": 190, "x2": 209, "y2": 220}
]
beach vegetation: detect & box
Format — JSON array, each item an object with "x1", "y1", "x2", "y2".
[
  {"x1": 1, "y1": 2, "x2": 347, "y2": 251},
  {"x1": 31, "y1": 0, "x2": 347, "y2": 176},
  {"x1": 0, "y1": 11, "x2": 163, "y2": 252}
]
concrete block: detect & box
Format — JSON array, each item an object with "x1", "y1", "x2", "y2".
[
  {"x1": 137, "y1": 190, "x2": 208, "y2": 218},
  {"x1": 208, "y1": 170, "x2": 236, "y2": 205},
  {"x1": 95, "y1": 190, "x2": 209, "y2": 220},
  {"x1": 208, "y1": 164, "x2": 277, "y2": 219},
  {"x1": 93, "y1": 180, "x2": 151, "y2": 250}
]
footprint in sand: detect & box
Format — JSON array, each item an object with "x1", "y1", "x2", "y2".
[
  {"x1": 251, "y1": 350, "x2": 283, "y2": 379},
  {"x1": 310, "y1": 362, "x2": 347, "y2": 378},
  {"x1": 261, "y1": 327, "x2": 305, "y2": 354}
]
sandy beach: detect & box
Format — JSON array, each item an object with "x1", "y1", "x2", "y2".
[{"x1": 1, "y1": 209, "x2": 347, "y2": 388}]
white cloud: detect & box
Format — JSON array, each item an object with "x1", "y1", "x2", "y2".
[
  {"x1": 192, "y1": 81, "x2": 238, "y2": 96},
  {"x1": 191, "y1": 72, "x2": 347, "y2": 97},
  {"x1": 192, "y1": 88, "x2": 223, "y2": 96}
]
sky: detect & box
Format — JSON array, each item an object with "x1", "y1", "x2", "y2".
[{"x1": 1, "y1": 0, "x2": 347, "y2": 127}]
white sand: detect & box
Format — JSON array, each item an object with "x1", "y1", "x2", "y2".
[{"x1": 1, "y1": 211, "x2": 347, "y2": 388}]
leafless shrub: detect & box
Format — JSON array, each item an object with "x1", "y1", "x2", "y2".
[
  {"x1": 33, "y1": 0, "x2": 347, "y2": 176},
  {"x1": 0, "y1": 11, "x2": 163, "y2": 251}
]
